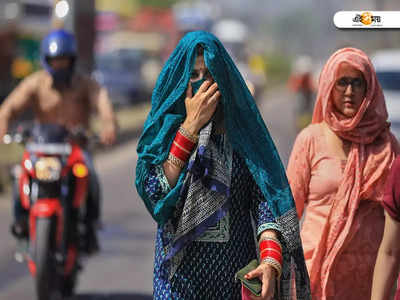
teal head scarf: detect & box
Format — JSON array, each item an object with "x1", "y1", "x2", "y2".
[{"x1": 136, "y1": 31, "x2": 310, "y2": 299}]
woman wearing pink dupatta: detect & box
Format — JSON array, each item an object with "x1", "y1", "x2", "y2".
[{"x1": 287, "y1": 47, "x2": 399, "y2": 299}]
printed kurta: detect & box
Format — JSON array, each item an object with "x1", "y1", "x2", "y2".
[{"x1": 145, "y1": 151, "x2": 276, "y2": 299}]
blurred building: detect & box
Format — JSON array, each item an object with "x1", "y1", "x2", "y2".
[
  {"x1": 93, "y1": 0, "x2": 182, "y2": 106},
  {"x1": 0, "y1": 0, "x2": 95, "y2": 82}
]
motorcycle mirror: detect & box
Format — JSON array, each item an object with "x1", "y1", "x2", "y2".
[
  {"x1": 14, "y1": 133, "x2": 23, "y2": 144},
  {"x1": 3, "y1": 134, "x2": 12, "y2": 144}
]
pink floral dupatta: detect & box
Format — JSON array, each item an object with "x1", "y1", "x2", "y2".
[{"x1": 309, "y1": 47, "x2": 399, "y2": 297}]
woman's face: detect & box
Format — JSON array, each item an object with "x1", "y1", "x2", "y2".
[
  {"x1": 331, "y1": 62, "x2": 367, "y2": 118},
  {"x1": 190, "y1": 55, "x2": 212, "y2": 82},
  {"x1": 190, "y1": 54, "x2": 224, "y2": 127}
]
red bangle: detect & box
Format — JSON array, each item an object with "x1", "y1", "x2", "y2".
[
  {"x1": 175, "y1": 131, "x2": 196, "y2": 152},
  {"x1": 261, "y1": 257, "x2": 282, "y2": 278},
  {"x1": 179, "y1": 126, "x2": 198, "y2": 143},
  {"x1": 260, "y1": 247, "x2": 281, "y2": 257},
  {"x1": 173, "y1": 141, "x2": 191, "y2": 155},
  {"x1": 170, "y1": 143, "x2": 190, "y2": 161},
  {"x1": 170, "y1": 143, "x2": 189, "y2": 161},
  {"x1": 167, "y1": 153, "x2": 185, "y2": 168},
  {"x1": 260, "y1": 254, "x2": 282, "y2": 267},
  {"x1": 260, "y1": 250, "x2": 283, "y2": 265},
  {"x1": 260, "y1": 240, "x2": 282, "y2": 253}
]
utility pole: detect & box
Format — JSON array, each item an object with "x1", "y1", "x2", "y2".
[
  {"x1": 72, "y1": 0, "x2": 95, "y2": 73},
  {"x1": 52, "y1": 0, "x2": 95, "y2": 74}
]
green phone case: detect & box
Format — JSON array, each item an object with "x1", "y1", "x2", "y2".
[{"x1": 235, "y1": 259, "x2": 262, "y2": 297}]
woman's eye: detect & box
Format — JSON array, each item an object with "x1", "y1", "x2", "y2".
[
  {"x1": 353, "y1": 78, "x2": 363, "y2": 87},
  {"x1": 337, "y1": 78, "x2": 348, "y2": 86}
]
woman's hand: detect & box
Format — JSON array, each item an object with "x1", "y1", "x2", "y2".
[
  {"x1": 245, "y1": 262, "x2": 276, "y2": 300},
  {"x1": 182, "y1": 80, "x2": 221, "y2": 135}
]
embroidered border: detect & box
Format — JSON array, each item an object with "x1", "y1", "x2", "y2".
[
  {"x1": 276, "y1": 208, "x2": 302, "y2": 253},
  {"x1": 154, "y1": 164, "x2": 171, "y2": 194},
  {"x1": 257, "y1": 222, "x2": 282, "y2": 237},
  {"x1": 195, "y1": 212, "x2": 230, "y2": 242}
]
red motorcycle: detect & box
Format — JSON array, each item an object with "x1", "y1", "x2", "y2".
[{"x1": 5, "y1": 124, "x2": 92, "y2": 300}]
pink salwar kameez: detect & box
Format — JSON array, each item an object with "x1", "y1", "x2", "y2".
[{"x1": 287, "y1": 47, "x2": 399, "y2": 299}]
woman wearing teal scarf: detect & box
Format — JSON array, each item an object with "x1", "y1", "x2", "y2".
[{"x1": 136, "y1": 31, "x2": 310, "y2": 299}]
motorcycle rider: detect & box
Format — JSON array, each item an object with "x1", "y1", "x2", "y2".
[{"x1": 0, "y1": 29, "x2": 117, "y2": 254}]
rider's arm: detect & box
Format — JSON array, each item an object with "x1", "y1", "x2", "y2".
[
  {"x1": 0, "y1": 73, "x2": 37, "y2": 139},
  {"x1": 88, "y1": 78, "x2": 117, "y2": 146}
]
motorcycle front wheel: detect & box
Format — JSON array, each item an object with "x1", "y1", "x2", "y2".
[{"x1": 34, "y1": 218, "x2": 57, "y2": 300}]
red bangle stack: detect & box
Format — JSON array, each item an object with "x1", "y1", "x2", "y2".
[
  {"x1": 167, "y1": 126, "x2": 198, "y2": 168},
  {"x1": 259, "y1": 237, "x2": 283, "y2": 278}
]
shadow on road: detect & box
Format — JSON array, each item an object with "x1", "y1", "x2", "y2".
[{"x1": 72, "y1": 293, "x2": 152, "y2": 300}]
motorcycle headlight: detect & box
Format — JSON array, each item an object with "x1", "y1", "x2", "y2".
[{"x1": 34, "y1": 157, "x2": 62, "y2": 182}]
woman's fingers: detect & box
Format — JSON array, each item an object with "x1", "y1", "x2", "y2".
[
  {"x1": 186, "y1": 83, "x2": 193, "y2": 98},
  {"x1": 245, "y1": 265, "x2": 275, "y2": 300},
  {"x1": 245, "y1": 268, "x2": 262, "y2": 280},
  {"x1": 263, "y1": 272, "x2": 275, "y2": 300},
  {"x1": 185, "y1": 80, "x2": 220, "y2": 128},
  {"x1": 197, "y1": 79, "x2": 213, "y2": 94},
  {"x1": 261, "y1": 272, "x2": 269, "y2": 298},
  {"x1": 190, "y1": 81, "x2": 218, "y2": 103},
  {"x1": 207, "y1": 89, "x2": 220, "y2": 103},
  {"x1": 199, "y1": 88, "x2": 220, "y2": 109},
  {"x1": 204, "y1": 82, "x2": 219, "y2": 98}
]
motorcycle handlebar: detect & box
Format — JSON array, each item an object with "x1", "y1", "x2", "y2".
[
  {"x1": 2, "y1": 132, "x2": 27, "y2": 145},
  {"x1": 3, "y1": 126, "x2": 100, "y2": 147}
]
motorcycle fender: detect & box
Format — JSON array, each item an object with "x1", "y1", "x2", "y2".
[{"x1": 29, "y1": 199, "x2": 63, "y2": 246}]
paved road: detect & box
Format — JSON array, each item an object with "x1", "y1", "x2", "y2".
[{"x1": 0, "y1": 86, "x2": 297, "y2": 300}]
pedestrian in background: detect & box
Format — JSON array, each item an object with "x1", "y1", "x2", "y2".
[
  {"x1": 136, "y1": 31, "x2": 310, "y2": 300},
  {"x1": 287, "y1": 55, "x2": 316, "y2": 131},
  {"x1": 371, "y1": 155, "x2": 400, "y2": 300},
  {"x1": 287, "y1": 47, "x2": 399, "y2": 299}
]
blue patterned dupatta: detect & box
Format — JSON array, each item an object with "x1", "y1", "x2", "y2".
[
  {"x1": 164, "y1": 121, "x2": 233, "y2": 277},
  {"x1": 135, "y1": 31, "x2": 311, "y2": 299}
]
